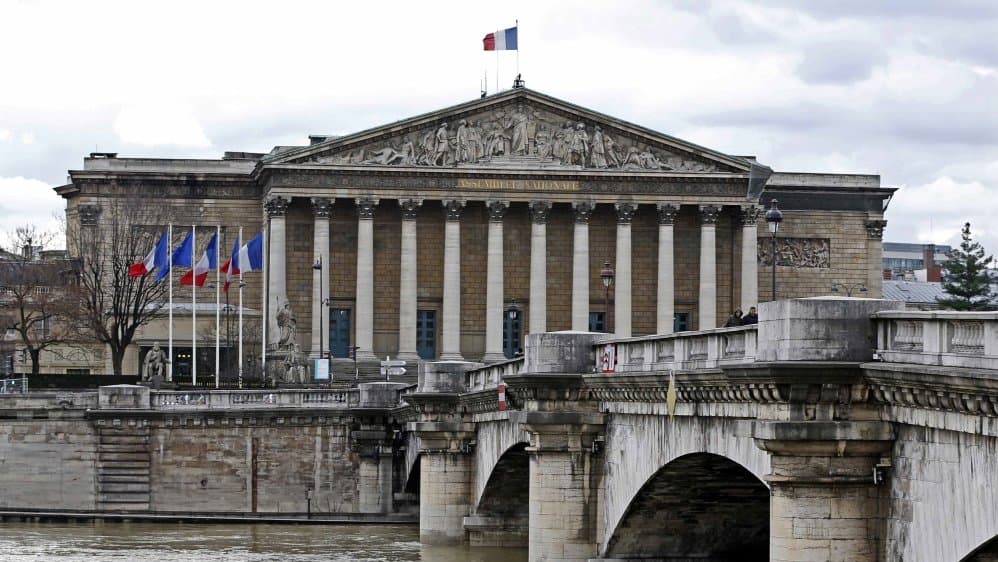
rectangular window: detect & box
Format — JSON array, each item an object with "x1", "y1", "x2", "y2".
[
  {"x1": 674, "y1": 313, "x2": 690, "y2": 333},
  {"x1": 589, "y1": 312, "x2": 606, "y2": 333},
  {"x1": 417, "y1": 310, "x2": 437, "y2": 360}
]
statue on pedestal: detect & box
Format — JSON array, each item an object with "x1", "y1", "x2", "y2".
[{"x1": 143, "y1": 343, "x2": 167, "y2": 382}]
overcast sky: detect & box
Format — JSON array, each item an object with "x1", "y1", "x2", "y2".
[{"x1": 2, "y1": 0, "x2": 997, "y2": 254}]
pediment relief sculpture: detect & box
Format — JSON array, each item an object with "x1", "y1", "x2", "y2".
[{"x1": 307, "y1": 102, "x2": 723, "y2": 173}]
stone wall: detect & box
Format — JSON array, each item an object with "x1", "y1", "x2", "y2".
[
  {"x1": 888, "y1": 425, "x2": 998, "y2": 561},
  {"x1": 0, "y1": 419, "x2": 97, "y2": 509}
]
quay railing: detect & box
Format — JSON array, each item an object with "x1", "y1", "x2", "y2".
[
  {"x1": 603, "y1": 325, "x2": 758, "y2": 374},
  {"x1": 873, "y1": 311, "x2": 998, "y2": 370},
  {"x1": 149, "y1": 388, "x2": 359, "y2": 411},
  {"x1": 0, "y1": 375, "x2": 28, "y2": 394}
]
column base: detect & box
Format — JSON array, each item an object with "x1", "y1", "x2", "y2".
[
  {"x1": 439, "y1": 352, "x2": 465, "y2": 361},
  {"x1": 481, "y1": 352, "x2": 508, "y2": 364},
  {"x1": 395, "y1": 351, "x2": 421, "y2": 362}
]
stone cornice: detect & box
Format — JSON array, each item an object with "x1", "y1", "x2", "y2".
[{"x1": 863, "y1": 362, "x2": 998, "y2": 417}]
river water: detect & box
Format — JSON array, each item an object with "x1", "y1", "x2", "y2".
[{"x1": 0, "y1": 521, "x2": 527, "y2": 562}]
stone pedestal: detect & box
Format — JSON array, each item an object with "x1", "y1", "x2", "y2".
[{"x1": 752, "y1": 421, "x2": 894, "y2": 562}]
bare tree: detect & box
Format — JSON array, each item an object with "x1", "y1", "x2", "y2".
[
  {"x1": 0, "y1": 226, "x2": 82, "y2": 375},
  {"x1": 71, "y1": 199, "x2": 170, "y2": 375}
]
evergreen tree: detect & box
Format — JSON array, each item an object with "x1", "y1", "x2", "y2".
[{"x1": 937, "y1": 222, "x2": 995, "y2": 310}]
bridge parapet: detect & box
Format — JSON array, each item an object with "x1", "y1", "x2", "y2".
[
  {"x1": 143, "y1": 388, "x2": 360, "y2": 410},
  {"x1": 607, "y1": 325, "x2": 757, "y2": 373},
  {"x1": 466, "y1": 357, "x2": 524, "y2": 392},
  {"x1": 874, "y1": 310, "x2": 998, "y2": 369}
]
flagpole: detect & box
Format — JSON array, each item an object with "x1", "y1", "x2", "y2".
[
  {"x1": 168, "y1": 223, "x2": 173, "y2": 382},
  {"x1": 215, "y1": 225, "x2": 221, "y2": 389},
  {"x1": 261, "y1": 227, "x2": 268, "y2": 381},
  {"x1": 192, "y1": 224, "x2": 197, "y2": 388},
  {"x1": 516, "y1": 19, "x2": 520, "y2": 78},
  {"x1": 238, "y1": 227, "x2": 244, "y2": 390}
]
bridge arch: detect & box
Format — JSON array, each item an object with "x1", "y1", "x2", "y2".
[
  {"x1": 473, "y1": 418, "x2": 531, "y2": 508},
  {"x1": 604, "y1": 452, "x2": 770, "y2": 560},
  {"x1": 601, "y1": 414, "x2": 770, "y2": 551}
]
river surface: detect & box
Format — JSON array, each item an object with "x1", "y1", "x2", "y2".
[{"x1": 0, "y1": 521, "x2": 527, "y2": 561}]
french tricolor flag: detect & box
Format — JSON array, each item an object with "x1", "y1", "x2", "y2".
[
  {"x1": 221, "y1": 231, "x2": 264, "y2": 292},
  {"x1": 128, "y1": 228, "x2": 170, "y2": 279},
  {"x1": 180, "y1": 231, "x2": 218, "y2": 286},
  {"x1": 483, "y1": 26, "x2": 517, "y2": 51}
]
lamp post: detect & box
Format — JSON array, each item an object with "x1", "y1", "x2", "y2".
[
  {"x1": 312, "y1": 256, "x2": 325, "y2": 361},
  {"x1": 600, "y1": 260, "x2": 615, "y2": 334},
  {"x1": 765, "y1": 199, "x2": 784, "y2": 302},
  {"x1": 505, "y1": 299, "x2": 521, "y2": 356},
  {"x1": 831, "y1": 282, "x2": 868, "y2": 297}
]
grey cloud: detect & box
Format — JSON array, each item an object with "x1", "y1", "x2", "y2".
[
  {"x1": 795, "y1": 41, "x2": 887, "y2": 84},
  {"x1": 772, "y1": 0, "x2": 998, "y2": 21}
]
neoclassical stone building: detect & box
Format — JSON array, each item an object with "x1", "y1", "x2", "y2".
[{"x1": 59, "y1": 88, "x2": 893, "y2": 374}]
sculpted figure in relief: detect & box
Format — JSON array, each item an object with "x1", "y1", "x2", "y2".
[
  {"x1": 506, "y1": 103, "x2": 530, "y2": 155},
  {"x1": 455, "y1": 120, "x2": 473, "y2": 163},
  {"x1": 568, "y1": 122, "x2": 589, "y2": 166},
  {"x1": 362, "y1": 143, "x2": 404, "y2": 166},
  {"x1": 552, "y1": 122, "x2": 570, "y2": 163},
  {"x1": 603, "y1": 133, "x2": 621, "y2": 168},
  {"x1": 590, "y1": 125, "x2": 608, "y2": 168},
  {"x1": 432, "y1": 122, "x2": 450, "y2": 166},
  {"x1": 277, "y1": 302, "x2": 298, "y2": 349},
  {"x1": 535, "y1": 124, "x2": 552, "y2": 159}
]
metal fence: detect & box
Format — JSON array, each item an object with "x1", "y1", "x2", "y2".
[{"x1": 0, "y1": 376, "x2": 28, "y2": 394}]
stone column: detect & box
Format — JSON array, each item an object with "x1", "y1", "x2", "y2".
[
  {"x1": 352, "y1": 429, "x2": 395, "y2": 514},
  {"x1": 484, "y1": 201, "x2": 509, "y2": 363},
  {"x1": 355, "y1": 198, "x2": 378, "y2": 361},
  {"x1": 657, "y1": 204, "x2": 679, "y2": 334},
  {"x1": 397, "y1": 199, "x2": 422, "y2": 361},
  {"x1": 310, "y1": 198, "x2": 332, "y2": 358},
  {"x1": 740, "y1": 205, "x2": 761, "y2": 312},
  {"x1": 614, "y1": 203, "x2": 636, "y2": 338},
  {"x1": 753, "y1": 421, "x2": 894, "y2": 562},
  {"x1": 265, "y1": 196, "x2": 289, "y2": 347},
  {"x1": 441, "y1": 200, "x2": 465, "y2": 360},
  {"x1": 698, "y1": 205, "x2": 721, "y2": 330},
  {"x1": 571, "y1": 202, "x2": 593, "y2": 332},
  {"x1": 528, "y1": 201, "x2": 551, "y2": 334},
  {"x1": 866, "y1": 219, "x2": 887, "y2": 298}
]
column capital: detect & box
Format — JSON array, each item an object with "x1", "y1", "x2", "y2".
[
  {"x1": 656, "y1": 203, "x2": 680, "y2": 225},
  {"x1": 265, "y1": 196, "x2": 290, "y2": 218},
  {"x1": 573, "y1": 201, "x2": 594, "y2": 223},
  {"x1": 865, "y1": 219, "x2": 887, "y2": 240},
  {"x1": 356, "y1": 197, "x2": 379, "y2": 219},
  {"x1": 529, "y1": 200, "x2": 552, "y2": 223},
  {"x1": 699, "y1": 204, "x2": 721, "y2": 225},
  {"x1": 443, "y1": 199, "x2": 465, "y2": 221},
  {"x1": 486, "y1": 200, "x2": 509, "y2": 222},
  {"x1": 615, "y1": 202, "x2": 637, "y2": 224},
  {"x1": 310, "y1": 197, "x2": 333, "y2": 218},
  {"x1": 400, "y1": 198, "x2": 422, "y2": 220},
  {"x1": 78, "y1": 204, "x2": 101, "y2": 226},
  {"x1": 739, "y1": 204, "x2": 762, "y2": 226}
]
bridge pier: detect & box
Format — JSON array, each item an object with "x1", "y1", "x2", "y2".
[
  {"x1": 520, "y1": 413, "x2": 604, "y2": 562},
  {"x1": 753, "y1": 420, "x2": 894, "y2": 562}
]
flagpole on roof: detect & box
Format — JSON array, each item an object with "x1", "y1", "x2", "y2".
[
  {"x1": 238, "y1": 227, "x2": 244, "y2": 390},
  {"x1": 516, "y1": 19, "x2": 519, "y2": 79},
  {"x1": 168, "y1": 223, "x2": 173, "y2": 382},
  {"x1": 192, "y1": 224, "x2": 197, "y2": 388},
  {"x1": 215, "y1": 224, "x2": 220, "y2": 389}
]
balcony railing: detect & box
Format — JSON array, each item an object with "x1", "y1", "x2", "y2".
[
  {"x1": 149, "y1": 388, "x2": 359, "y2": 411},
  {"x1": 603, "y1": 325, "x2": 758, "y2": 374},
  {"x1": 873, "y1": 311, "x2": 998, "y2": 370}
]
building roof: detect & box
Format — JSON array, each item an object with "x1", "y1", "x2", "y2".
[{"x1": 882, "y1": 280, "x2": 947, "y2": 305}]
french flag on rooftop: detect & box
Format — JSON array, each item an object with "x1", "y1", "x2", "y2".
[{"x1": 483, "y1": 26, "x2": 517, "y2": 51}]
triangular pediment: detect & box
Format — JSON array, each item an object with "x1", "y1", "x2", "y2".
[{"x1": 266, "y1": 89, "x2": 753, "y2": 174}]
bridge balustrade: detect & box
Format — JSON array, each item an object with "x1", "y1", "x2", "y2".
[
  {"x1": 465, "y1": 357, "x2": 524, "y2": 391},
  {"x1": 874, "y1": 310, "x2": 998, "y2": 369},
  {"x1": 148, "y1": 388, "x2": 359, "y2": 410},
  {"x1": 607, "y1": 325, "x2": 758, "y2": 373}
]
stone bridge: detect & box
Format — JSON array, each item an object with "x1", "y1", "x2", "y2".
[{"x1": 405, "y1": 298, "x2": 998, "y2": 562}]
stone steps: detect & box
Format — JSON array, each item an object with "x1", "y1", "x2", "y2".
[{"x1": 96, "y1": 426, "x2": 150, "y2": 512}]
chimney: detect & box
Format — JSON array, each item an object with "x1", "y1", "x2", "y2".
[
  {"x1": 883, "y1": 268, "x2": 893, "y2": 280},
  {"x1": 922, "y1": 244, "x2": 936, "y2": 268}
]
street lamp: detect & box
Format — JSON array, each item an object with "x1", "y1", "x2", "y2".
[
  {"x1": 506, "y1": 299, "x2": 521, "y2": 356},
  {"x1": 312, "y1": 256, "x2": 325, "y2": 361},
  {"x1": 832, "y1": 282, "x2": 868, "y2": 297},
  {"x1": 600, "y1": 260, "x2": 615, "y2": 334},
  {"x1": 764, "y1": 199, "x2": 784, "y2": 302}
]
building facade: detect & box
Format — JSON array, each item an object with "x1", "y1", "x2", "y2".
[{"x1": 58, "y1": 88, "x2": 894, "y2": 375}]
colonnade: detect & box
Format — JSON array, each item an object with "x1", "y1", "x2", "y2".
[{"x1": 263, "y1": 195, "x2": 762, "y2": 361}]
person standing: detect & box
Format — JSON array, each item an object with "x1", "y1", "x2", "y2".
[{"x1": 742, "y1": 307, "x2": 758, "y2": 325}]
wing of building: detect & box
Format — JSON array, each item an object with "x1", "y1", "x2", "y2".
[{"x1": 56, "y1": 87, "x2": 894, "y2": 376}]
